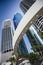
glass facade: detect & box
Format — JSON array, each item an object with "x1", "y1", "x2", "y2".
[
  {"x1": 26, "y1": 29, "x2": 41, "y2": 46},
  {"x1": 20, "y1": 0, "x2": 36, "y2": 13},
  {"x1": 13, "y1": 13, "x2": 22, "y2": 29},
  {"x1": 18, "y1": 38, "x2": 28, "y2": 55}
]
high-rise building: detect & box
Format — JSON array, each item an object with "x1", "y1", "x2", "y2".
[
  {"x1": 13, "y1": 13, "x2": 28, "y2": 55},
  {"x1": 1, "y1": 19, "x2": 14, "y2": 53},
  {"x1": 1, "y1": 19, "x2": 14, "y2": 62},
  {"x1": 17, "y1": 38, "x2": 29, "y2": 55},
  {"x1": 13, "y1": 13, "x2": 22, "y2": 29},
  {"x1": 20, "y1": 0, "x2": 36, "y2": 13}
]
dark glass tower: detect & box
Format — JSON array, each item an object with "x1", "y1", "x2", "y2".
[
  {"x1": 13, "y1": 13, "x2": 22, "y2": 29},
  {"x1": 20, "y1": 0, "x2": 36, "y2": 13},
  {"x1": 13, "y1": 13, "x2": 28, "y2": 55}
]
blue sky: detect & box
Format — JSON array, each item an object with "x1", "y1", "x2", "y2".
[
  {"x1": 0, "y1": 0, "x2": 23, "y2": 21},
  {"x1": 0, "y1": 0, "x2": 32, "y2": 53}
]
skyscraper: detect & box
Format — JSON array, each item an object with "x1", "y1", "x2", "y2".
[
  {"x1": 1, "y1": 19, "x2": 14, "y2": 62},
  {"x1": 13, "y1": 13, "x2": 22, "y2": 29},
  {"x1": 13, "y1": 13, "x2": 28, "y2": 55},
  {"x1": 20, "y1": 0, "x2": 36, "y2": 13}
]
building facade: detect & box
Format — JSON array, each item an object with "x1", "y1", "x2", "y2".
[
  {"x1": 1, "y1": 19, "x2": 14, "y2": 53},
  {"x1": 34, "y1": 15, "x2": 43, "y2": 33},
  {"x1": 1, "y1": 19, "x2": 14, "y2": 63},
  {"x1": 20, "y1": 0, "x2": 36, "y2": 14}
]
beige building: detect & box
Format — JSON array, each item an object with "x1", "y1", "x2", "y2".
[{"x1": 1, "y1": 19, "x2": 14, "y2": 63}]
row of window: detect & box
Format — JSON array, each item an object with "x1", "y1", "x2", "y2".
[{"x1": 34, "y1": 16, "x2": 43, "y2": 32}]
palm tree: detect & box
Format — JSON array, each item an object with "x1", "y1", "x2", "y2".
[
  {"x1": 28, "y1": 52, "x2": 40, "y2": 64},
  {"x1": 6, "y1": 55, "x2": 17, "y2": 65},
  {"x1": 17, "y1": 52, "x2": 40, "y2": 65},
  {"x1": 32, "y1": 45, "x2": 43, "y2": 56}
]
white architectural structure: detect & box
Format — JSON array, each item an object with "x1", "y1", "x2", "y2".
[
  {"x1": 1, "y1": 62, "x2": 11, "y2": 65},
  {"x1": 19, "y1": 59, "x2": 31, "y2": 65},
  {"x1": 1, "y1": 19, "x2": 14, "y2": 63},
  {"x1": 13, "y1": 0, "x2": 43, "y2": 55}
]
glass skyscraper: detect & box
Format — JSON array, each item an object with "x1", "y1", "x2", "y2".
[
  {"x1": 20, "y1": 0, "x2": 36, "y2": 13},
  {"x1": 13, "y1": 13, "x2": 22, "y2": 29},
  {"x1": 13, "y1": 13, "x2": 28, "y2": 55}
]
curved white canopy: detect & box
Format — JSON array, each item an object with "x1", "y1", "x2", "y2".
[{"x1": 13, "y1": 0, "x2": 43, "y2": 54}]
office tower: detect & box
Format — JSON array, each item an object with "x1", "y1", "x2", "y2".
[
  {"x1": 1, "y1": 19, "x2": 14, "y2": 53},
  {"x1": 1, "y1": 19, "x2": 14, "y2": 62},
  {"x1": 13, "y1": 13, "x2": 28, "y2": 55},
  {"x1": 20, "y1": 0, "x2": 43, "y2": 44},
  {"x1": 13, "y1": 13, "x2": 22, "y2": 29},
  {"x1": 17, "y1": 38, "x2": 29, "y2": 55},
  {"x1": 20, "y1": 0, "x2": 36, "y2": 13}
]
